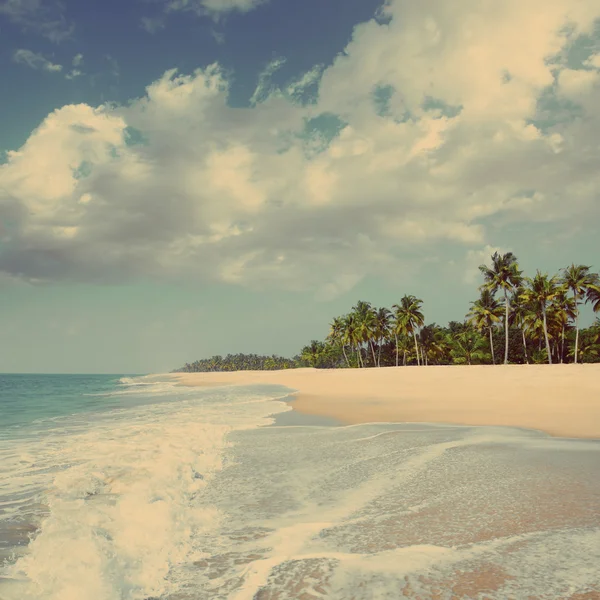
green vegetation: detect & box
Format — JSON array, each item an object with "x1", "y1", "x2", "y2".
[{"x1": 173, "y1": 254, "x2": 600, "y2": 372}]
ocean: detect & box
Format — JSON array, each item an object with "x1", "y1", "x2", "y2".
[{"x1": 0, "y1": 374, "x2": 599, "y2": 600}]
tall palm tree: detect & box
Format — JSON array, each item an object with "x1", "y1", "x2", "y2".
[
  {"x1": 360, "y1": 309, "x2": 378, "y2": 367},
  {"x1": 390, "y1": 310, "x2": 405, "y2": 367},
  {"x1": 351, "y1": 301, "x2": 377, "y2": 367},
  {"x1": 479, "y1": 252, "x2": 522, "y2": 364},
  {"x1": 374, "y1": 307, "x2": 391, "y2": 367},
  {"x1": 550, "y1": 288, "x2": 576, "y2": 363},
  {"x1": 392, "y1": 295, "x2": 425, "y2": 365},
  {"x1": 584, "y1": 274, "x2": 600, "y2": 313},
  {"x1": 467, "y1": 289, "x2": 503, "y2": 364},
  {"x1": 328, "y1": 316, "x2": 350, "y2": 368},
  {"x1": 343, "y1": 313, "x2": 362, "y2": 368},
  {"x1": 560, "y1": 265, "x2": 598, "y2": 364},
  {"x1": 509, "y1": 287, "x2": 534, "y2": 364},
  {"x1": 390, "y1": 305, "x2": 406, "y2": 366},
  {"x1": 521, "y1": 271, "x2": 561, "y2": 365}
]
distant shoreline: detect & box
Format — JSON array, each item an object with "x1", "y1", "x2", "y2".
[{"x1": 163, "y1": 364, "x2": 600, "y2": 440}]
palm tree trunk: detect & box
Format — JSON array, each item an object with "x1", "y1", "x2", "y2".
[
  {"x1": 342, "y1": 345, "x2": 350, "y2": 368},
  {"x1": 377, "y1": 338, "x2": 382, "y2": 367},
  {"x1": 488, "y1": 327, "x2": 495, "y2": 365},
  {"x1": 574, "y1": 292, "x2": 579, "y2": 364},
  {"x1": 413, "y1": 330, "x2": 420, "y2": 366},
  {"x1": 504, "y1": 289, "x2": 510, "y2": 364},
  {"x1": 560, "y1": 324, "x2": 565, "y2": 364},
  {"x1": 369, "y1": 341, "x2": 377, "y2": 367},
  {"x1": 403, "y1": 349, "x2": 407, "y2": 366},
  {"x1": 394, "y1": 334, "x2": 399, "y2": 367},
  {"x1": 542, "y1": 305, "x2": 552, "y2": 365},
  {"x1": 522, "y1": 328, "x2": 529, "y2": 364}
]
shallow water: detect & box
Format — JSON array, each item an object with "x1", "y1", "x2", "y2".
[{"x1": 1, "y1": 375, "x2": 599, "y2": 599}]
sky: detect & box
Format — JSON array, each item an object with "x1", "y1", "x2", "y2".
[{"x1": 0, "y1": 0, "x2": 599, "y2": 374}]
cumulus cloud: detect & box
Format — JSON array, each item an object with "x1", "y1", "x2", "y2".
[
  {"x1": 12, "y1": 48, "x2": 62, "y2": 72},
  {"x1": 1, "y1": 0, "x2": 599, "y2": 299},
  {"x1": 0, "y1": 0, "x2": 73, "y2": 42}
]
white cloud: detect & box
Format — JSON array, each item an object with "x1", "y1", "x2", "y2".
[
  {"x1": 211, "y1": 28, "x2": 225, "y2": 44},
  {"x1": 198, "y1": 0, "x2": 268, "y2": 15},
  {"x1": 0, "y1": 0, "x2": 73, "y2": 42},
  {"x1": 584, "y1": 53, "x2": 600, "y2": 69},
  {"x1": 557, "y1": 66, "x2": 600, "y2": 101},
  {"x1": 140, "y1": 16, "x2": 165, "y2": 33},
  {"x1": 1, "y1": 0, "x2": 599, "y2": 299},
  {"x1": 64, "y1": 53, "x2": 84, "y2": 79},
  {"x1": 249, "y1": 56, "x2": 286, "y2": 106},
  {"x1": 463, "y1": 246, "x2": 506, "y2": 284},
  {"x1": 13, "y1": 48, "x2": 62, "y2": 72},
  {"x1": 286, "y1": 64, "x2": 324, "y2": 102},
  {"x1": 164, "y1": 0, "x2": 268, "y2": 19}
]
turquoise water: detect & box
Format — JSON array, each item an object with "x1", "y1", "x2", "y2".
[{"x1": 0, "y1": 374, "x2": 142, "y2": 431}]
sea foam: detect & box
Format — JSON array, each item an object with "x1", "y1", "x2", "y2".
[{"x1": 0, "y1": 378, "x2": 292, "y2": 600}]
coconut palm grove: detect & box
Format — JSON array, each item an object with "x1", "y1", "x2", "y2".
[{"x1": 174, "y1": 254, "x2": 600, "y2": 372}]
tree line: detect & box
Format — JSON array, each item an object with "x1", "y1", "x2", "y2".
[{"x1": 173, "y1": 254, "x2": 600, "y2": 372}]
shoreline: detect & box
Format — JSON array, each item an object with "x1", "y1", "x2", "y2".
[{"x1": 164, "y1": 364, "x2": 600, "y2": 440}]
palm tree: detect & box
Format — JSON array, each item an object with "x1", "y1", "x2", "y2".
[
  {"x1": 449, "y1": 329, "x2": 489, "y2": 365},
  {"x1": 328, "y1": 316, "x2": 350, "y2": 368},
  {"x1": 351, "y1": 301, "x2": 378, "y2": 367},
  {"x1": 585, "y1": 275, "x2": 600, "y2": 313},
  {"x1": 392, "y1": 295, "x2": 425, "y2": 365},
  {"x1": 396, "y1": 333, "x2": 415, "y2": 366},
  {"x1": 374, "y1": 307, "x2": 391, "y2": 367},
  {"x1": 360, "y1": 309, "x2": 378, "y2": 367},
  {"x1": 567, "y1": 338, "x2": 600, "y2": 363},
  {"x1": 521, "y1": 271, "x2": 561, "y2": 365},
  {"x1": 550, "y1": 288, "x2": 576, "y2": 363},
  {"x1": 509, "y1": 287, "x2": 534, "y2": 364},
  {"x1": 560, "y1": 265, "x2": 598, "y2": 364},
  {"x1": 467, "y1": 289, "x2": 503, "y2": 364},
  {"x1": 390, "y1": 310, "x2": 404, "y2": 367},
  {"x1": 479, "y1": 252, "x2": 522, "y2": 364},
  {"x1": 418, "y1": 324, "x2": 447, "y2": 366},
  {"x1": 343, "y1": 313, "x2": 363, "y2": 367},
  {"x1": 300, "y1": 341, "x2": 323, "y2": 367},
  {"x1": 425, "y1": 326, "x2": 450, "y2": 365}
]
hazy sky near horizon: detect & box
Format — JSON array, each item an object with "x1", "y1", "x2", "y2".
[{"x1": 1, "y1": 0, "x2": 599, "y2": 373}]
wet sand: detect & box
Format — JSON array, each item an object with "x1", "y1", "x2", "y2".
[{"x1": 157, "y1": 366, "x2": 600, "y2": 598}]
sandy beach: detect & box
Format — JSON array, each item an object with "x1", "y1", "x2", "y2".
[{"x1": 171, "y1": 364, "x2": 600, "y2": 439}]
